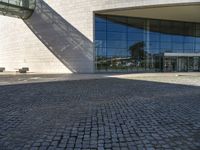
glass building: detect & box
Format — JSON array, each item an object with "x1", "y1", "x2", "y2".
[{"x1": 95, "y1": 14, "x2": 200, "y2": 72}]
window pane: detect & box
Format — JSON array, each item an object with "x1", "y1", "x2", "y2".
[
  {"x1": 107, "y1": 32, "x2": 127, "y2": 40},
  {"x1": 160, "y1": 34, "x2": 172, "y2": 42},
  {"x1": 184, "y1": 43, "x2": 194, "y2": 52},
  {"x1": 95, "y1": 23, "x2": 106, "y2": 31},
  {"x1": 172, "y1": 43, "x2": 183, "y2": 52},
  {"x1": 184, "y1": 36, "x2": 195, "y2": 43},
  {"x1": 107, "y1": 16, "x2": 127, "y2": 24},
  {"x1": 172, "y1": 35, "x2": 184, "y2": 42},
  {"x1": 106, "y1": 48, "x2": 128, "y2": 57},
  {"x1": 95, "y1": 14, "x2": 200, "y2": 72},
  {"x1": 95, "y1": 31, "x2": 106, "y2": 40},
  {"x1": 128, "y1": 32, "x2": 144, "y2": 41},
  {"x1": 150, "y1": 20, "x2": 160, "y2": 33},
  {"x1": 196, "y1": 37, "x2": 200, "y2": 44},
  {"x1": 96, "y1": 47, "x2": 106, "y2": 56},
  {"x1": 107, "y1": 16, "x2": 127, "y2": 32},
  {"x1": 149, "y1": 42, "x2": 160, "y2": 53},
  {"x1": 95, "y1": 16, "x2": 106, "y2": 23},
  {"x1": 128, "y1": 27, "x2": 144, "y2": 33},
  {"x1": 195, "y1": 44, "x2": 200, "y2": 52},
  {"x1": 160, "y1": 42, "x2": 172, "y2": 52},
  {"x1": 128, "y1": 18, "x2": 145, "y2": 33},
  {"x1": 150, "y1": 32, "x2": 160, "y2": 42},
  {"x1": 107, "y1": 40, "x2": 127, "y2": 49},
  {"x1": 172, "y1": 22, "x2": 184, "y2": 35},
  {"x1": 107, "y1": 22, "x2": 127, "y2": 32},
  {"x1": 95, "y1": 40, "x2": 106, "y2": 48}
]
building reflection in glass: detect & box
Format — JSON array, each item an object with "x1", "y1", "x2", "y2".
[{"x1": 95, "y1": 14, "x2": 200, "y2": 72}]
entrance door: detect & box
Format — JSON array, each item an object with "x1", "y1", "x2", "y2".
[
  {"x1": 193, "y1": 57, "x2": 200, "y2": 71},
  {"x1": 177, "y1": 57, "x2": 188, "y2": 72},
  {"x1": 164, "y1": 57, "x2": 177, "y2": 72},
  {"x1": 163, "y1": 56, "x2": 200, "y2": 72},
  {"x1": 188, "y1": 57, "x2": 194, "y2": 72}
]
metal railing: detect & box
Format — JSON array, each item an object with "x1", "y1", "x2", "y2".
[{"x1": 0, "y1": 0, "x2": 36, "y2": 19}]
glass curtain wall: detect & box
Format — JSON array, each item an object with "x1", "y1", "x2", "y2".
[
  {"x1": 95, "y1": 14, "x2": 200, "y2": 72},
  {"x1": 0, "y1": 0, "x2": 36, "y2": 19}
]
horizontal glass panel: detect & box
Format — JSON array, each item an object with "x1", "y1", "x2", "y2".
[
  {"x1": 184, "y1": 36, "x2": 195, "y2": 43},
  {"x1": 95, "y1": 23, "x2": 106, "y2": 31},
  {"x1": 172, "y1": 43, "x2": 183, "y2": 50},
  {"x1": 149, "y1": 42, "x2": 160, "y2": 49},
  {"x1": 128, "y1": 18, "x2": 145, "y2": 31},
  {"x1": 172, "y1": 35, "x2": 184, "y2": 42},
  {"x1": 160, "y1": 42, "x2": 172, "y2": 49},
  {"x1": 107, "y1": 22, "x2": 127, "y2": 32},
  {"x1": 196, "y1": 44, "x2": 200, "y2": 50},
  {"x1": 95, "y1": 31, "x2": 106, "y2": 40},
  {"x1": 106, "y1": 48, "x2": 128, "y2": 57},
  {"x1": 184, "y1": 49, "x2": 194, "y2": 53},
  {"x1": 149, "y1": 32, "x2": 160, "y2": 42},
  {"x1": 95, "y1": 16, "x2": 106, "y2": 23},
  {"x1": 128, "y1": 33, "x2": 143, "y2": 41},
  {"x1": 128, "y1": 41, "x2": 145, "y2": 49},
  {"x1": 107, "y1": 40, "x2": 127, "y2": 49},
  {"x1": 195, "y1": 37, "x2": 200, "y2": 43},
  {"x1": 184, "y1": 43, "x2": 194, "y2": 50},
  {"x1": 160, "y1": 34, "x2": 172, "y2": 42},
  {"x1": 95, "y1": 40, "x2": 106, "y2": 48},
  {"x1": 150, "y1": 20, "x2": 160, "y2": 33},
  {"x1": 196, "y1": 30, "x2": 200, "y2": 37},
  {"x1": 107, "y1": 15, "x2": 127, "y2": 24},
  {"x1": 196, "y1": 24, "x2": 200, "y2": 30},
  {"x1": 128, "y1": 27, "x2": 144, "y2": 33},
  {"x1": 107, "y1": 32, "x2": 127, "y2": 40},
  {"x1": 96, "y1": 47, "x2": 107, "y2": 56}
]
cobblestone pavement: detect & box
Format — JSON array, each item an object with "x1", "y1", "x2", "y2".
[{"x1": 0, "y1": 76, "x2": 200, "y2": 150}]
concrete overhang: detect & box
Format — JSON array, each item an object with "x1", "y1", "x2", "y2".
[{"x1": 96, "y1": 3, "x2": 200, "y2": 23}]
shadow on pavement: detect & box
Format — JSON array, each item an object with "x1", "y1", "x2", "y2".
[{"x1": 0, "y1": 78, "x2": 200, "y2": 149}]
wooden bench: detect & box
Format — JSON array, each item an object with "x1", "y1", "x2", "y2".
[
  {"x1": 19, "y1": 67, "x2": 29, "y2": 73},
  {"x1": 0, "y1": 67, "x2": 5, "y2": 72}
]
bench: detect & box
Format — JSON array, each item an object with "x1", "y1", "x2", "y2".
[
  {"x1": 19, "y1": 67, "x2": 29, "y2": 73},
  {"x1": 0, "y1": 67, "x2": 5, "y2": 72}
]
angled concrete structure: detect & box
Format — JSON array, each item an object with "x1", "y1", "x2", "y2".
[{"x1": 0, "y1": 0, "x2": 200, "y2": 73}]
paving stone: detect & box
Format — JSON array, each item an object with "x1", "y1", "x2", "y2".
[{"x1": 0, "y1": 76, "x2": 200, "y2": 149}]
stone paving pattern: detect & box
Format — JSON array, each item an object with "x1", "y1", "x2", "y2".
[{"x1": 0, "y1": 76, "x2": 200, "y2": 150}]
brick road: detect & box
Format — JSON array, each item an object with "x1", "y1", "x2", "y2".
[{"x1": 0, "y1": 76, "x2": 200, "y2": 150}]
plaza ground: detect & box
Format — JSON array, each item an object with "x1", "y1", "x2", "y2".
[{"x1": 0, "y1": 73, "x2": 200, "y2": 150}]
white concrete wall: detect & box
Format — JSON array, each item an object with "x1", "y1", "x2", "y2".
[
  {"x1": 0, "y1": 0, "x2": 199, "y2": 73},
  {"x1": 0, "y1": 15, "x2": 71, "y2": 73}
]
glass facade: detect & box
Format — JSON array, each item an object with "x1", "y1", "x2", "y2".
[
  {"x1": 0, "y1": 0, "x2": 36, "y2": 19},
  {"x1": 95, "y1": 14, "x2": 200, "y2": 72}
]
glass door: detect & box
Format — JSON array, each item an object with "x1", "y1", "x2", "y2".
[
  {"x1": 188, "y1": 57, "x2": 194, "y2": 72},
  {"x1": 177, "y1": 57, "x2": 188, "y2": 72},
  {"x1": 193, "y1": 57, "x2": 200, "y2": 72},
  {"x1": 164, "y1": 57, "x2": 177, "y2": 72}
]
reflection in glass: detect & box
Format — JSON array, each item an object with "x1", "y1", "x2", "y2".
[{"x1": 95, "y1": 14, "x2": 200, "y2": 72}]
